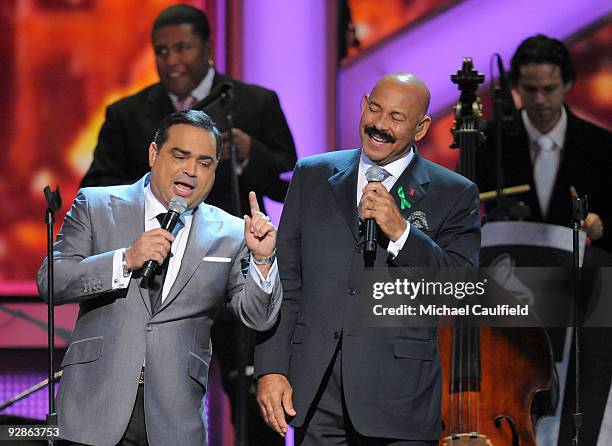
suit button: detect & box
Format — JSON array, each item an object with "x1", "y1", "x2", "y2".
[
  {"x1": 333, "y1": 331, "x2": 340, "y2": 339},
  {"x1": 347, "y1": 288, "x2": 357, "y2": 296},
  {"x1": 354, "y1": 245, "x2": 363, "y2": 253}
]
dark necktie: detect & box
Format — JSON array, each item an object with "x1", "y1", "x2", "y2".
[{"x1": 148, "y1": 213, "x2": 176, "y2": 314}]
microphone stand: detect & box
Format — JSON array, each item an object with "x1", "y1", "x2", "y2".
[
  {"x1": 492, "y1": 72, "x2": 505, "y2": 211},
  {"x1": 571, "y1": 194, "x2": 587, "y2": 446},
  {"x1": 486, "y1": 54, "x2": 521, "y2": 222},
  {"x1": 220, "y1": 88, "x2": 248, "y2": 446},
  {"x1": 488, "y1": 54, "x2": 510, "y2": 221},
  {"x1": 43, "y1": 185, "x2": 61, "y2": 444}
]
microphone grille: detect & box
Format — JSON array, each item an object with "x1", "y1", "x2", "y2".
[
  {"x1": 365, "y1": 165, "x2": 390, "y2": 183},
  {"x1": 169, "y1": 196, "x2": 188, "y2": 214}
]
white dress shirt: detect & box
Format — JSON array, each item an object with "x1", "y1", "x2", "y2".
[
  {"x1": 357, "y1": 148, "x2": 415, "y2": 258},
  {"x1": 522, "y1": 107, "x2": 567, "y2": 217},
  {"x1": 523, "y1": 107, "x2": 567, "y2": 164},
  {"x1": 168, "y1": 66, "x2": 215, "y2": 108}
]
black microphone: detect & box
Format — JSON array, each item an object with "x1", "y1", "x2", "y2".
[
  {"x1": 141, "y1": 196, "x2": 188, "y2": 283},
  {"x1": 197, "y1": 81, "x2": 234, "y2": 109},
  {"x1": 363, "y1": 167, "x2": 388, "y2": 263}
]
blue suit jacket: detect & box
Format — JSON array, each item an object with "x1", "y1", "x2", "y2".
[{"x1": 255, "y1": 149, "x2": 480, "y2": 440}]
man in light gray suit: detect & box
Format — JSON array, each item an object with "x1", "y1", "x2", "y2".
[{"x1": 37, "y1": 110, "x2": 281, "y2": 446}]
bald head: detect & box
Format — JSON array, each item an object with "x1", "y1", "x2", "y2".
[
  {"x1": 359, "y1": 73, "x2": 432, "y2": 165},
  {"x1": 372, "y1": 73, "x2": 431, "y2": 117}
]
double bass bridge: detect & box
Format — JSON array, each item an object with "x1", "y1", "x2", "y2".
[{"x1": 442, "y1": 433, "x2": 493, "y2": 446}]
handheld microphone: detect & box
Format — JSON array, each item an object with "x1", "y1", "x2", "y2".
[
  {"x1": 141, "y1": 196, "x2": 188, "y2": 283},
  {"x1": 364, "y1": 167, "x2": 388, "y2": 261}
]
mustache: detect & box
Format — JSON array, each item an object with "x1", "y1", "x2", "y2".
[{"x1": 364, "y1": 126, "x2": 395, "y2": 143}]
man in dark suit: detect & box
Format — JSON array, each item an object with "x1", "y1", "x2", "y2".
[
  {"x1": 80, "y1": 6, "x2": 297, "y2": 443},
  {"x1": 37, "y1": 110, "x2": 281, "y2": 445},
  {"x1": 476, "y1": 34, "x2": 612, "y2": 250},
  {"x1": 475, "y1": 34, "x2": 612, "y2": 446},
  {"x1": 81, "y1": 4, "x2": 297, "y2": 215},
  {"x1": 255, "y1": 73, "x2": 481, "y2": 444}
]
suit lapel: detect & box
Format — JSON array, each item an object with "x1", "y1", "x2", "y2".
[
  {"x1": 516, "y1": 106, "x2": 577, "y2": 222},
  {"x1": 328, "y1": 150, "x2": 361, "y2": 241},
  {"x1": 146, "y1": 84, "x2": 175, "y2": 128},
  {"x1": 504, "y1": 122, "x2": 543, "y2": 220},
  {"x1": 389, "y1": 151, "x2": 430, "y2": 219},
  {"x1": 110, "y1": 176, "x2": 150, "y2": 314},
  {"x1": 158, "y1": 203, "x2": 223, "y2": 312},
  {"x1": 192, "y1": 72, "x2": 232, "y2": 110},
  {"x1": 548, "y1": 107, "x2": 581, "y2": 222},
  {"x1": 211, "y1": 72, "x2": 230, "y2": 90}
]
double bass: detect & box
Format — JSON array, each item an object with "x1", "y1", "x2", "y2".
[{"x1": 438, "y1": 58, "x2": 558, "y2": 446}]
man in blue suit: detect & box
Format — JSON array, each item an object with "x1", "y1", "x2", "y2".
[{"x1": 255, "y1": 73, "x2": 481, "y2": 444}]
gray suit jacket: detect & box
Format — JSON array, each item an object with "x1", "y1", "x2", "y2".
[{"x1": 37, "y1": 175, "x2": 281, "y2": 446}]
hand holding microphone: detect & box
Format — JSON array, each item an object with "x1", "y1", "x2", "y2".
[
  {"x1": 359, "y1": 170, "x2": 407, "y2": 248},
  {"x1": 125, "y1": 196, "x2": 188, "y2": 282}
]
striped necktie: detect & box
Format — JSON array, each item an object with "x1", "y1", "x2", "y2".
[{"x1": 175, "y1": 95, "x2": 197, "y2": 112}]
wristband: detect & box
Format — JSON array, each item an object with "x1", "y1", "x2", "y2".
[
  {"x1": 122, "y1": 250, "x2": 131, "y2": 278},
  {"x1": 251, "y1": 249, "x2": 276, "y2": 266}
]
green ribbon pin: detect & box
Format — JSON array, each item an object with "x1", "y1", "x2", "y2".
[{"x1": 397, "y1": 186, "x2": 411, "y2": 210}]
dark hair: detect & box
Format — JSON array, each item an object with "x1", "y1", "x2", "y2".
[
  {"x1": 154, "y1": 110, "x2": 222, "y2": 160},
  {"x1": 509, "y1": 34, "x2": 575, "y2": 86},
  {"x1": 152, "y1": 4, "x2": 211, "y2": 42}
]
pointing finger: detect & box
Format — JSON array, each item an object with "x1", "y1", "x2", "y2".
[{"x1": 249, "y1": 191, "x2": 260, "y2": 215}]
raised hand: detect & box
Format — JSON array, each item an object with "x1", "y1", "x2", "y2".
[{"x1": 244, "y1": 191, "x2": 277, "y2": 272}]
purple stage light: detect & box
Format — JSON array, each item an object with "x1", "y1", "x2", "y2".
[
  {"x1": 242, "y1": 0, "x2": 329, "y2": 160},
  {"x1": 242, "y1": 0, "x2": 329, "y2": 227}
]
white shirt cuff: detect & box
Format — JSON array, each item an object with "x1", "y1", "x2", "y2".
[
  {"x1": 112, "y1": 248, "x2": 131, "y2": 289},
  {"x1": 387, "y1": 221, "x2": 410, "y2": 259},
  {"x1": 249, "y1": 257, "x2": 278, "y2": 293}
]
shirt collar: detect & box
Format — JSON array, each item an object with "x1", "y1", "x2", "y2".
[
  {"x1": 522, "y1": 106, "x2": 567, "y2": 150},
  {"x1": 168, "y1": 66, "x2": 215, "y2": 106},
  {"x1": 359, "y1": 146, "x2": 414, "y2": 180}
]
